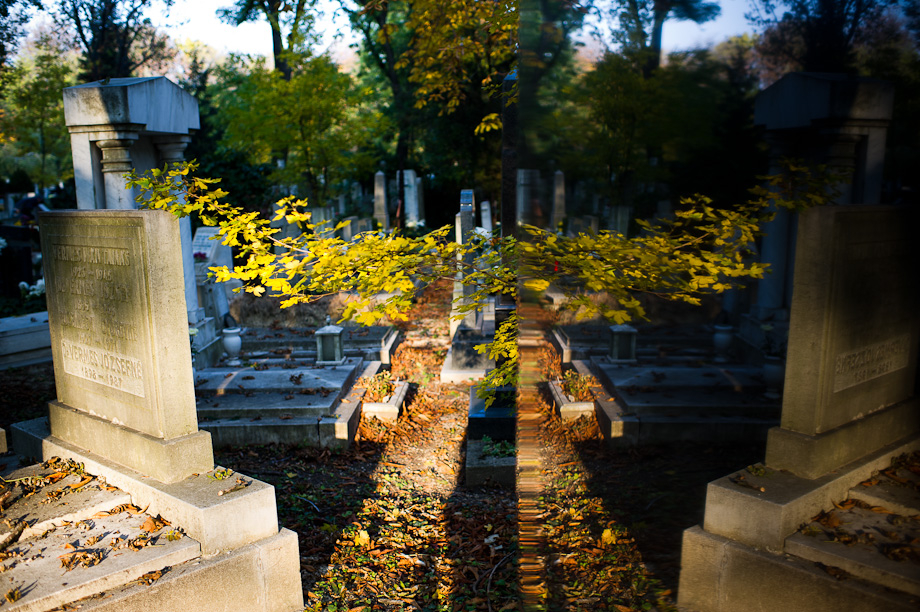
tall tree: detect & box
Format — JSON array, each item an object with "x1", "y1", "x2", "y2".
[
  {"x1": 747, "y1": 0, "x2": 904, "y2": 73},
  {"x1": 0, "y1": 0, "x2": 43, "y2": 70},
  {"x1": 217, "y1": 0, "x2": 316, "y2": 80},
  {"x1": 54, "y1": 0, "x2": 175, "y2": 81},
  {"x1": 605, "y1": 0, "x2": 721, "y2": 75},
  {"x1": 0, "y1": 34, "x2": 76, "y2": 190}
]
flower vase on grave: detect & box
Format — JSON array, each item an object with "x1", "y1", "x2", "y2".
[
  {"x1": 712, "y1": 324, "x2": 733, "y2": 363},
  {"x1": 221, "y1": 327, "x2": 243, "y2": 366},
  {"x1": 762, "y1": 355, "x2": 785, "y2": 399}
]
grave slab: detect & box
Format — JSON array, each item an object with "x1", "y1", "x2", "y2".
[{"x1": 0, "y1": 312, "x2": 51, "y2": 369}]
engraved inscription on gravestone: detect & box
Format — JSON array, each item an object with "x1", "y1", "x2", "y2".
[
  {"x1": 41, "y1": 211, "x2": 199, "y2": 442},
  {"x1": 781, "y1": 206, "x2": 919, "y2": 437},
  {"x1": 48, "y1": 230, "x2": 149, "y2": 402}
]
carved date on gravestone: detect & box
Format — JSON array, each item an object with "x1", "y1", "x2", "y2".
[{"x1": 45, "y1": 228, "x2": 150, "y2": 401}]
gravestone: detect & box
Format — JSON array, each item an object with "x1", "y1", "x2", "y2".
[
  {"x1": 15, "y1": 208, "x2": 302, "y2": 611},
  {"x1": 480, "y1": 200, "x2": 493, "y2": 232},
  {"x1": 403, "y1": 169, "x2": 421, "y2": 227},
  {"x1": 740, "y1": 73, "x2": 894, "y2": 343},
  {"x1": 192, "y1": 226, "x2": 232, "y2": 322},
  {"x1": 40, "y1": 210, "x2": 213, "y2": 483},
  {"x1": 678, "y1": 205, "x2": 920, "y2": 612},
  {"x1": 373, "y1": 170, "x2": 389, "y2": 230},
  {"x1": 551, "y1": 170, "x2": 565, "y2": 231},
  {"x1": 63, "y1": 77, "x2": 204, "y2": 326},
  {"x1": 416, "y1": 175, "x2": 426, "y2": 226}
]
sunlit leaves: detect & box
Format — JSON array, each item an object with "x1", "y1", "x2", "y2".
[{"x1": 129, "y1": 159, "x2": 828, "y2": 395}]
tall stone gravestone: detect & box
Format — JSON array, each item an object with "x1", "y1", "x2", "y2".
[
  {"x1": 63, "y1": 77, "x2": 204, "y2": 327},
  {"x1": 551, "y1": 170, "x2": 565, "y2": 231},
  {"x1": 19, "y1": 209, "x2": 303, "y2": 612},
  {"x1": 374, "y1": 170, "x2": 389, "y2": 230},
  {"x1": 743, "y1": 74, "x2": 894, "y2": 331},
  {"x1": 403, "y1": 169, "x2": 423, "y2": 227},
  {"x1": 192, "y1": 226, "x2": 234, "y2": 324},
  {"x1": 40, "y1": 210, "x2": 213, "y2": 483},
  {"x1": 480, "y1": 200, "x2": 493, "y2": 233},
  {"x1": 678, "y1": 205, "x2": 920, "y2": 612}
]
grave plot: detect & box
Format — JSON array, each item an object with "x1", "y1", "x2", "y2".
[
  {"x1": 239, "y1": 325, "x2": 400, "y2": 364},
  {"x1": 563, "y1": 321, "x2": 782, "y2": 447},
  {"x1": 193, "y1": 354, "x2": 364, "y2": 448}
]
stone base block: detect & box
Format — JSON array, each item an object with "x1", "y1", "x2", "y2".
[
  {"x1": 440, "y1": 346, "x2": 488, "y2": 383},
  {"x1": 0, "y1": 311, "x2": 52, "y2": 370},
  {"x1": 702, "y1": 434, "x2": 920, "y2": 552},
  {"x1": 71, "y1": 529, "x2": 303, "y2": 612},
  {"x1": 362, "y1": 380, "x2": 409, "y2": 423},
  {"x1": 48, "y1": 401, "x2": 214, "y2": 484},
  {"x1": 548, "y1": 380, "x2": 595, "y2": 420},
  {"x1": 201, "y1": 395, "x2": 361, "y2": 450},
  {"x1": 465, "y1": 439, "x2": 515, "y2": 488},
  {"x1": 766, "y1": 398, "x2": 920, "y2": 479},
  {"x1": 677, "y1": 525, "x2": 917, "y2": 612},
  {"x1": 0, "y1": 427, "x2": 6, "y2": 454},
  {"x1": 468, "y1": 386, "x2": 515, "y2": 442},
  {"x1": 12, "y1": 417, "x2": 280, "y2": 556}
]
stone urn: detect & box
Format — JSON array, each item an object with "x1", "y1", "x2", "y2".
[
  {"x1": 712, "y1": 324, "x2": 733, "y2": 363},
  {"x1": 221, "y1": 327, "x2": 243, "y2": 365},
  {"x1": 762, "y1": 355, "x2": 785, "y2": 399}
]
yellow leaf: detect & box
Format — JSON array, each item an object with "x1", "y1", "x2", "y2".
[
  {"x1": 601, "y1": 528, "x2": 617, "y2": 547},
  {"x1": 354, "y1": 530, "x2": 370, "y2": 548}
]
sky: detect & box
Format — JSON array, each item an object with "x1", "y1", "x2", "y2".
[
  {"x1": 163, "y1": 0, "x2": 754, "y2": 59},
  {"x1": 27, "y1": 0, "x2": 755, "y2": 63}
]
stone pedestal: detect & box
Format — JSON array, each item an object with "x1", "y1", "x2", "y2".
[{"x1": 678, "y1": 205, "x2": 920, "y2": 612}]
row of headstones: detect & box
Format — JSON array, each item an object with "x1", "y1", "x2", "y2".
[{"x1": 373, "y1": 169, "x2": 425, "y2": 230}]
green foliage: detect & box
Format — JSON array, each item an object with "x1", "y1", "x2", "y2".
[
  {"x1": 213, "y1": 53, "x2": 383, "y2": 205},
  {"x1": 481, "y1": 435, "x2": 515, "y2": 458},
  {"x1": 560, "y1": 370, "x2": 596, "y2": 402},
  {"x1": 0, "y1": 35, "x2": 76, "y2": 190},
  {"x1": 359, "y1": 370, "x2": 396, "y2": 403}
]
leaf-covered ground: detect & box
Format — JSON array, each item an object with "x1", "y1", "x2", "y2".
[
  {"x1": 214, "y1": 282, "x2": 763, "y2": 611},
  {"x1": 0, "y1": 280, "x2": 762, "y2": 610}
]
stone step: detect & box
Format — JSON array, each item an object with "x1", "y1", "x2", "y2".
[
  {"x1": 847, "y1": 461, "x2": 920, "y2": 517},
  {"x1": 596, "y1": 365, "x2": 766, "y2": 389},
  {"x1": 195, "y1": 392, "x2": 336, "y2": 420},
  {"x1": 785, "y1": 502, "x2": 920, "y2": 597},
  {"x1": 0, "y1": 465, "x2": 131, "y2": 541},
  {"x1": 0, "y1": 464, "x2": 200, "y2": 612}
]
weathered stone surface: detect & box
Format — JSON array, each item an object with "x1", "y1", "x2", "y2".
[
  {"x1": 678, "y1": 526, "x2": 917, "y2": 612},
  {"x1": 465, "y1": 439, "x2": 515, "y2": 488},
  {"x1": 39, "y1": 210, "x2": 213, "y2": 483},
  {"x1": 702, "y1": 436, "x2": 920, "y2": 553},
  {"x1": 767, "y1": 206, "x2": 920, "y2": 477}
]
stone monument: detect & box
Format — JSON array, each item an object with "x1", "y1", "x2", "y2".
[
  {"x1": 14, "y1": 209, "x2": 302, "y2": 611},
  {"x1": 678, "y1": 205, "x2": 920, "y2": 612},
  {"x1": 738, "y1": 74, "x2": 894, "y2": 356},
  {"x1": 373, "y1": 170, "x2": 389, "y2": 230}
]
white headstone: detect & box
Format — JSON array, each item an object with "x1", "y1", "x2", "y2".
[
  {"x1": 373, "y1": 171, "x2": 388, "y2": 230},
  {"x1": 480, "y1": 200, "x2": 493, "y2": 233}
]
